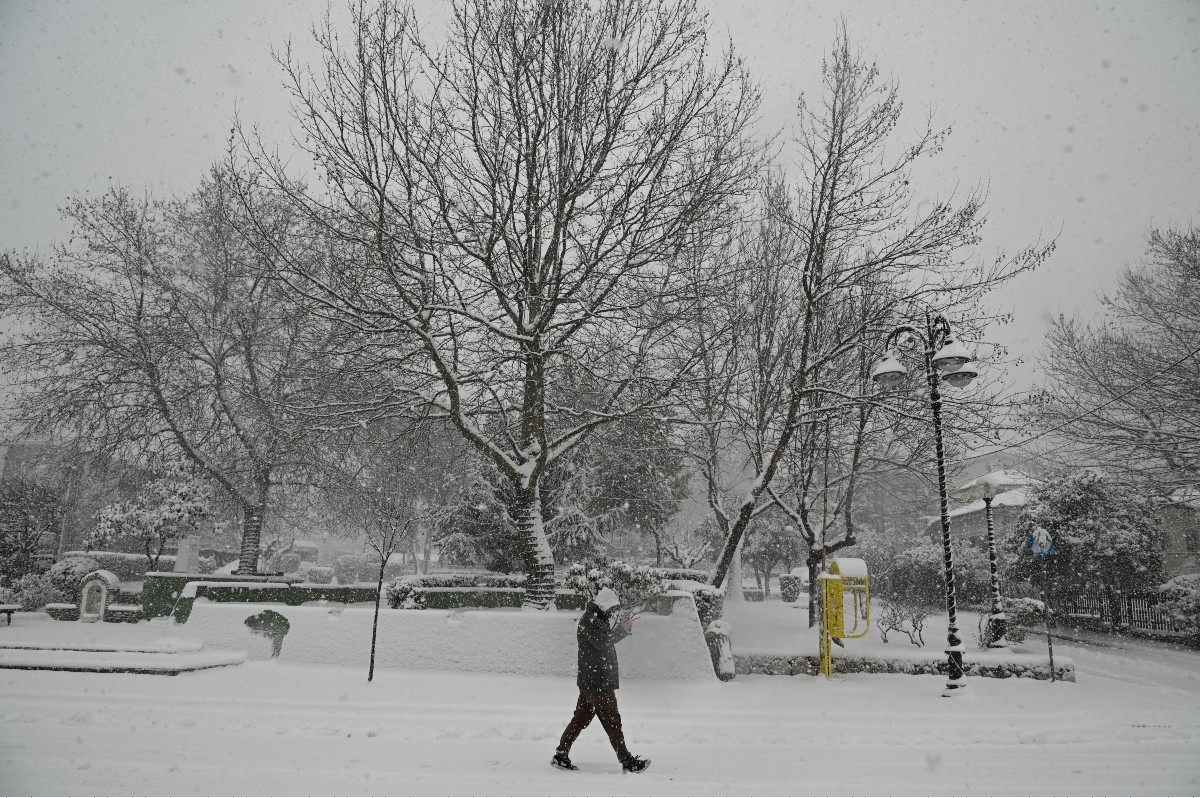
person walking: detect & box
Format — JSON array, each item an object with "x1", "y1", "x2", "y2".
[{"x1": 552, "y1": 586, "x2": 650, "y2": 773}]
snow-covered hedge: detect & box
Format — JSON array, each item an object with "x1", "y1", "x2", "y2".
[
  {"x1": 300, "y1": 565, "x2": 334, "y2": 584},
  {"x1": 659, "y1": 567, "x2": 709, "y2": 582},
  {"x1": 180, "y1": 589, "x2": 715, "y2": 679},
  {"x1": 62, "y1": 550, "x2": 175, "y2": 581},
  {"x1": 734, "y1": 652, "x2": 1075, "y2": 682},
  {"x1": 384, "y1": 572, "x2": 529, "y2": 608},
  {"x1": 562, "y1": 562, "x2": 670, "y2": 621}
]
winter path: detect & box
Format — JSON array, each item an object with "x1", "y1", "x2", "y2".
[{"x1": 2, "y1": 631, "x2": 1198, "y2": 794}]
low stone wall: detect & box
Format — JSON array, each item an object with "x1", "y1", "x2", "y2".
[
  {"x1": 178, "y1": 589, "x2": 715, "y2": 680},
  {"x1": 735, "y1": 652, "x2": 1075, "y2": 682}
]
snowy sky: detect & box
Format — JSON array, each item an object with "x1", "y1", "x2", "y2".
[{"x1": 1, "y1": 0, "x2": 1198, "y2": 392}]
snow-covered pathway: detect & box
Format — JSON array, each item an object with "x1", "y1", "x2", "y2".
[{"x1": 3, "y1": 636, "x2": 1198, "y2": 795}]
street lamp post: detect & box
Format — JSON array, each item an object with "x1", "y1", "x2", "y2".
[
  {"x1": 956, "y1": 470, "x2": 1032, "y2": 648},
  {"x1": 871, "y1": 312, "x2": 979, "y2": 697}
]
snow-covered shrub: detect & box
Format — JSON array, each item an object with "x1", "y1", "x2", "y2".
[
  {"x1": 278, "y1": 552, "x2": 302, "y2": 574},
  {"x1": 1157, "y1": 574, "x2": 1200, "y2": 644},
  {"x1": 564, "y1": 561, "x2": 670, "y2": 621},
  {"x1": 384, "y1": 580, "x2": 425, "y2": 609},
  {"x1": 197, "y1": 555, "x2": 216, "y2": 574},
  {"x1": 47, "y1": 556, "x2": 100, "y2": 599},
  {"x1": 244, "y1": 609, "x2": 291, "y2": 658},
  {"x1": 988, "y1": 596, "x2": 1046, "y2": 645},
  {"x1": 779, "y1": 574, "x2": 805, "y2": 603},
  {"x1": 11, "y1": 572, "x2": 63, "y2": 611},
  {"x1": 0, "y1": 585, "x2": 17, "y2": 604},
  {"x1": 300, "y1": 565, "x2": 334, "y2": 584},
  {"x1": 334, "y1": 554, "x2": 367, "y2": 584},
  {"x1": 658, "y1": 567, "x2": 708, "y2": 583}
]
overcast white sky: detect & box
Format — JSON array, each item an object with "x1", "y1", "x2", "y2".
[{"x1": 2, "y1": 0, "x2": 1198, "y2": 392}]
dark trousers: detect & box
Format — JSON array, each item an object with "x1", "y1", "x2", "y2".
[{"x1": 557, "y1": 689, "x2": 631, "y2": 762}]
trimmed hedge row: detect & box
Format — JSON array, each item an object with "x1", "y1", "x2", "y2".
[
  {"x1": 733, "y1": 653, "x2": 1076, "y2": 682},
  {"x1": 143, "y1": 572, "x2": 290, "y2": 619},
  {"x1": 64, "y1": 551, "x2": 176, "y2": 582},
  {"x1": 171, "y1": 583, "x2": 381, "y2": 623}
]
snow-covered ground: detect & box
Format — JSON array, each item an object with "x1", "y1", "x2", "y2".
[{"x1": 2, "y1": 601, "x2": 1198, "y2": 795}]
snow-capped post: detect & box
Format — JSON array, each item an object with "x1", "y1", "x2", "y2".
[
  {"x1": 871, "y1": 313, "x2": 980, "y2": 697},
  {"x1": 955, "y1": 470, "x2": 1035, "y2": 648}
]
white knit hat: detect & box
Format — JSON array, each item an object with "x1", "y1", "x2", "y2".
[{"x1": 595, "y1": 586, "x2": 621, "y2": 611}]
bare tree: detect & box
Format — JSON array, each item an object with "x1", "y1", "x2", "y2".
[
  {"x1": 0, "y1": 170, "x2": 338, "y2": 574},
  {"x1": 1031, "y1": 226, "x2": 1200, "y2": 495},
  {"x1": 680, "y1": 29, "x2": 1049, "y2": 598},
  {"x1": 242, "y1": 0, "x2": 760, "y2": 606}
]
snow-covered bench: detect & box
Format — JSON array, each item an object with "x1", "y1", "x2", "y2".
[{"x1": 0, "y1": 604, "x2": 19, "y2": 625}]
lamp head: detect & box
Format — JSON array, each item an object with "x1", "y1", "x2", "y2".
[
  {"x1": 931, "y1": 337, "x2": 973, "y2": 372},
  {"x1": 940, "y1": 360, "x2": 978, "y2": 388},
  {"x1": 870, "y1": 351, "x2": 908, "y2": 388}
]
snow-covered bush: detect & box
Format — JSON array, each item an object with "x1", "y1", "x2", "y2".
[
  {"x1": 0, "y1": 585, "x2": 17, "y2": 604},
  {"x1": 335, "y1": 554, "x2": 367, "y2": 584},
  {"x1": 564, "y1": 561, "x2": 670, "y2": 621},
  {"x1": 658, "y1": 567, "x2": 708, "y2": 583},
  {"x1": 1157, "y1": 574, "x2": 1200, "y2": 644},
  {"x1": 197, "y1": 555, "x2": 216, "y2": 574},
  {"x1": 779, "y1": 574, "x2": 805, "y2": 603},
  {"x1": 987, "y1": 596, "x2": 1046, "y2": 646},
  {"x1": 11, "y1": 572, "x2": 63, "y2": 610},
  {"x1": 277, "y1": 552, "x2": 302, "y2": 574},
  {"x1": 47, "y1": 556, "x2": 100, "y2": 599},
  {"x1": 299, "y1": 565, "x2": 334, "y2": 584},
  {"x1": 385, "y1": 580, "x2": 425, "y2": 609}
]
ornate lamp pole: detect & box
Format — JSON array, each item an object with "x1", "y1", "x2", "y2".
[
  {"x1": 871, "y1": 312, "x2": 978, "y2": 696},
  {"x1": 955, "y1": 470, "x2": 1032, "y2": 648}
]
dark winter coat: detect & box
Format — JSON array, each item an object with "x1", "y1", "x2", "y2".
[{"x1": 576, "y1": 601, "x2": 631, "y2": 691}]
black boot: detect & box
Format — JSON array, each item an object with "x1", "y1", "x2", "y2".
[
  {"x1": 622, "y1": 754, "x2": 650, "y2": 773},
  {"x1": 551, "y1": 750, "x2": 578, "y2": 771}
]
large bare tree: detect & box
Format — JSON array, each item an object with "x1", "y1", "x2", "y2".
[
  {"x1": 1031, "y1": 226, "x2": 1200, "y2": 495},
  {"x1": 681, "y1": 30, "x2": 1051, "y2": 597},
  {"x1": 0, "y1": 171, "x2": 336, "y2": 573},
  {"x1": 242, "y1": 0, "x2": 760, "y2": 606}
]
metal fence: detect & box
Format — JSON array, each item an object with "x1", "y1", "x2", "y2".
[{"x1": 1058, "y1": 590, "x2": 1183, "y2": 634}]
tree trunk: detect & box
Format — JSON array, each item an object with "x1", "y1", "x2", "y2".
[
  {"x1": 727, "y1": 541, "x2": 745, "y2": 604},
  {"x1": 513, "y1": 484, "x2": 556, "y2": 609},
  {"x1": 369, "y1": 558, "x2": 386, "y2": 682},
  {"x1": 235, "y1": 504, "x2": 265, "y2": 575}
]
